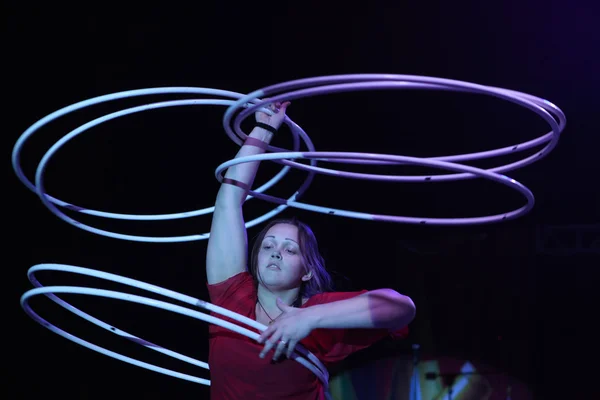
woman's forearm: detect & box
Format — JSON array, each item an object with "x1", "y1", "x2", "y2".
[
  {"x1": 306, "y1": 289, "x2": 416, "y2": 331},
  {"x1": 215, "y1": 126, "x2": 274, "y2": 207}
]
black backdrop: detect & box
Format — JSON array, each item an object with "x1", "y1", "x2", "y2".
[{"x1": 6, "y1": 1, "x2": 599, "y2": 399}]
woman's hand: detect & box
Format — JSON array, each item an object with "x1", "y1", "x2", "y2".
[
  {"x1": 255, "y1": 100, "x2": 290, "y2": 130},
  {"x1": 257, "y1": 298, "x2": 317, "y2": 361}
]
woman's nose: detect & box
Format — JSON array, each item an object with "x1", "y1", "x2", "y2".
[{"x1": 271, "y1": 252, "x2": 282, "y2": 260}]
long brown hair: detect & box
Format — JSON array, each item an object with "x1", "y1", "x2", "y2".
[{"x1": 249, "y1": 218, "x2": 334, "y2": 299}]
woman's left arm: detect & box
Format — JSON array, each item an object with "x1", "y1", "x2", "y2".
[
  {"x1": 307, "y1": 289, "x2": 416, "y2": 331},
  {"x1": 258, "y1": 289, "x2": 415, "y2": 360}
]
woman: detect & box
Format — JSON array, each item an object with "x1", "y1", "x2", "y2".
[{"x1": 206, "y1": 101, "x2": 416, "y2": 399}]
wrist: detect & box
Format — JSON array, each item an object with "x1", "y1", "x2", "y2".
[
  {"x1": 304, "y1": 304, "x2": 325, "y2": 330},
  {"x1": 255, "y1": 122, "x2": 278, "y2": 134}
]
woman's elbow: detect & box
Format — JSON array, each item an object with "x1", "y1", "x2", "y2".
[
  {"x1": 392, "y1": 291, "x2": 416, "y2": 328},
  {"x1": 369, "y1": 288, "x2": 416, "y2": 329}
]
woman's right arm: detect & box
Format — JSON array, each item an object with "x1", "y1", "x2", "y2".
[{"x1": 205, "y1": 102, "x2": 290, "y2": 284}]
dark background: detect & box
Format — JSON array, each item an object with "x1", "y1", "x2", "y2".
[{"x1": 6, "y1": 1, "x2": 599, "y2": 399}]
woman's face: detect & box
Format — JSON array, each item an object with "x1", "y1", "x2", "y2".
[{"x1": 257, "y1": 223, "x2": 310, "y2": 290}]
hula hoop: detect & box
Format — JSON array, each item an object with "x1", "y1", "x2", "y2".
[
  {"x1": 21, "y1": 263, "x2": 329, "y2": 387},
  {"x1": 11, "y1": 88, "x2": 318, "y2": 242},
  {"x1": 215, "y1": 151, "x2": 535, "y2": 225},
  {"x1": 223, "y1": 74, "x2": 565, "y2": 182}
]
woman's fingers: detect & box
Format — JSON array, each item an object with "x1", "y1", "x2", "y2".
[
  {"x1": 285, "y1": 339, "x2": 298, "y2": 359},
  {"x1": 259, "y1": 331, "x2": 281, "y2": 358},
  {"x1": 272, "y1": 338, "x2": 289, "y2": 361}
]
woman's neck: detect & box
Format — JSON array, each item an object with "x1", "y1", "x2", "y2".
[
  {"x1": 256, "y1": 285, "x2": 301, "y2": 313},
  {"x1": 255, "y1": 286, "x2": 304, "y2": 325}
]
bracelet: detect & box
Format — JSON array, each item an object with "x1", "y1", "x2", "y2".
[
  {"x1": 243, "y1": 137, "x2": 268, "y2": 150},
  {"x1": 222, "y1": 178, "x2": 250, "y2": 191},
  {"x1": 255, "y1": 122, "x2": 278, "y2": 134}
]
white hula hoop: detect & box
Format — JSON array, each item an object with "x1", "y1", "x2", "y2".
[
  {"x1": 224, "y1": 74, "x2": 566, "y2": 181},
  {"x1": 12, "y1": 88, "x2": 317, "y2": 242},
  {"x1": 215, "y1": 151, "x2": 535, "y2": 225},
  {"x1": 21, "y1": 264, "x2": 329, "y2": 388}
]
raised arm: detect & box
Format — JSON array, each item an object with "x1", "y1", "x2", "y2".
[{"x1": 205, "y1": 101, "x2": 290, "y2": 284}]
